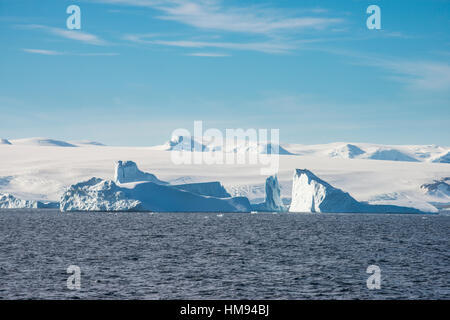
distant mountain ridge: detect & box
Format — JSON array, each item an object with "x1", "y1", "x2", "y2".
[{"x1": 2, "y1": 136, "x2": 449, "y2": 164}]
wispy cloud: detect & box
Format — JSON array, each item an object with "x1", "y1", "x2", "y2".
[
  {"x1": 23, "y1": 48, "x2": 62, "y2": 55},
  {"x1": 95, "y1": 0, "x2": 342, "y2": 35},
  {"x1": 379, "y1": 60, "x2": 450, "y2": 91},
  {"x1": 22, "y1": 48, "x2": 119, "y2": 57},
  {"x1": 18, "y1": 24, "x2": 107, "y2": 45},
  {"x1": 124, "y1": 35, "x2": 295, "y2": 53},
  {"x1": 328, "y1": 48, "x2": 450, "y2": 92},
  {"x1": 187, "y1": 52, "x2": 230, "y2": 57}
]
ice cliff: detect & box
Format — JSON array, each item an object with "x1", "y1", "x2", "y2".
[
  {"x1": 289, "y1": 169, "x2": 429, "y2": 214},
  {"x1": 60, "y1": 178, "x2": 251, "y2": 212},
  {"x1": 114, "y1": 161, "x2": 167, "y2": 184}
]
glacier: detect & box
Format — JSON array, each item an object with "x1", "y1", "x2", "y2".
[{"x1": 289, "y1": 169, "x2": 431, "y2": 214}]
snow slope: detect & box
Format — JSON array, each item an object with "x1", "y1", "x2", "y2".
[
  {"x1": 10, "y1": 138, "x2": 76, "y2": 147},
  {"x1": 432, "y1": 151, "x2": 450, "y2": 164}
]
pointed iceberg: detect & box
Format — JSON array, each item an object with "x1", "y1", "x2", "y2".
[{"x1": 289, "y1": 169, "x2": 429, "y2": 214}]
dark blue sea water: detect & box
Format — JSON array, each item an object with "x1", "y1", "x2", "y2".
[{"x1": 0, "y1": 210, "x2": 448, "y2": 299}]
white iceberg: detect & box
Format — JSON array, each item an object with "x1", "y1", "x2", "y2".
[
  {"x1": 60, "y1": 178, "x2": 142, "y2": 212},
  {"x1": 173, "y1": 181, "x2": 231, "y2": 198},
  {"x1": 0, "y1": 193, "x2": 58, "y2": 209},
  {"x1": 114, "y1": 160, "x2": 167, "y2": 185},
  {"x1": 60, "y1": 177, "x2": 251, "y2": 212},
  {"x1": 289, "y1": 169, "x2": 429, "y2": 214},
  {"x1": 253, "y1": 175, "x2": 285, "y2": 212}
]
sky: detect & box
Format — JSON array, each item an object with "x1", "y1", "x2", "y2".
[{"x1": 0, "y1": 0, "x2": 449, "y2": 146}]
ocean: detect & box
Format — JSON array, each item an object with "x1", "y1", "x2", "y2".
[{"x1": 0, "y1": 210, "x2": 448, "y2": 299}]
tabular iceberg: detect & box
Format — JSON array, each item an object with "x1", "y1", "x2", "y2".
[
  {"x1": 289, "y1": 169, "x2": 428, "y2": 214},
  {"x1": 60, "y1": 177, "x2": 251, "y2": 212}
]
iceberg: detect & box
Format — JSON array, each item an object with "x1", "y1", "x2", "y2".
[
  {"x1": 0, "y1": 193, "x2": 58, "y2": 209},
  {"x1": 289, "y1": 169, "x2": 428, "y2": 214},
  {"x1": 252, "y1": 175, "x2": 285, "y2": 212},
  {"x1": 173, "y1": 181, "x2": 231, "y2": 198},
  {"x1": 60, "y1": 178, "x2": 142, "y2": 212},
  {"x1": 60, "y1": 178, "x2": 251, "y2": 212},
  {"x1": 114, "y1": 160, "x2": 167, "y2": 185}
]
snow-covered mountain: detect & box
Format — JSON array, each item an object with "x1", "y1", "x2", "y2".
[
  {"x1": 283, "y1": 142, "x2": 448, "y2": 163},
  {"x1": 151, "y1": 135, "x2": 292, "y2": 155},
  {"x1": 0, "y1": 138, "x2": 12, "y2": 145},
  {"x1": 432, "y1": 151, "x2": 450, "y2": 164},
  {"x1": 10, "y1": 137, "x2": 77, "y2": 147}
]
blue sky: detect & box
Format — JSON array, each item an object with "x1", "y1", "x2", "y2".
[{"x1": 0, "y1": 0, "x2": 449, "y2": 146}]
